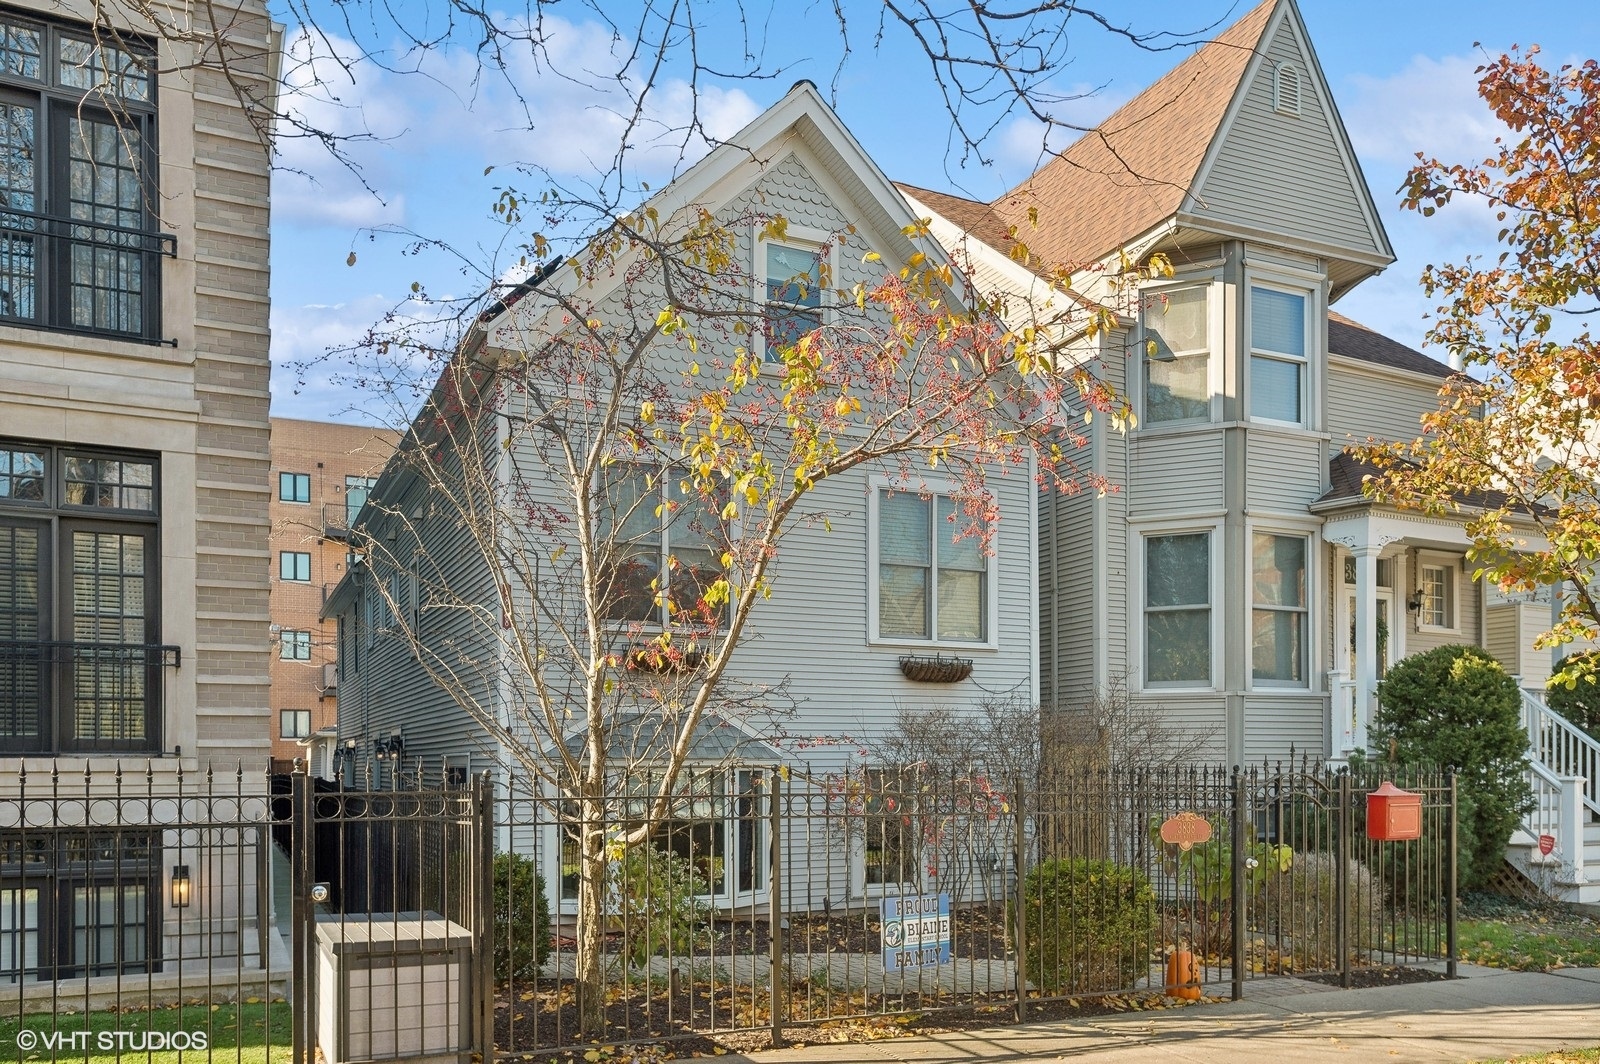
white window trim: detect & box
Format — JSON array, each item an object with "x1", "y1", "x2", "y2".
[
  {"x1": 1245, "y1": 279, "x2": 1312, "y2": 429},
  {"x1": 866, "y1": 474, "x2": 1001, "y2": 651},
  {"x1": 1130, "y1": 517, "x2": 1222, "y2": 693},
  {"x1": 1247, "y1": 524, "x2": 1316, "y2": 691},
  {"x1": 1415, "y1": 552, "x2": 1462, "y2": 635},
  {"x1": 753, "y1": 223, "x2": 833, "y2": 365},
  {"x1": 1137, "y1": 278, "x2": 1220, "y2": 430}
]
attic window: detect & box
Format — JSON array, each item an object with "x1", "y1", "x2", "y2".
[{"x1": 1274, "y1": 64, "x2": 1302, "y2": 116}]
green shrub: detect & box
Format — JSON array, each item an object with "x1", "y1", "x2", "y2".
[
  {"x1": 611, "y1": 844, "x2": 710, "y2": 967},
  {"x1": 1021, "y1": 858, "x2": 1155, "y2": 993},
  {"x1": 492, "y1": 851, "x2": 553, "y2": 983},
  {"x1": 1256, "y1": 852, "x2": 1383, "y2": 970},
  {"x1": 1373, "y1": 644, "x2": 1531, "y2": 892},
  {"x1": 1546, "y1": 652, "x2": 1600, "y2": 740}
]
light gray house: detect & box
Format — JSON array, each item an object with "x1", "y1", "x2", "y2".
[
  {"x1": 324, "y1": 82, "x2": 1041, "y2": 913},
  {"x1": 333, "y1": 0, "x2": 1598, "y2": 905},
  {"x1": 903, "y1": 0, "x2": 1563, "y2": 766}
]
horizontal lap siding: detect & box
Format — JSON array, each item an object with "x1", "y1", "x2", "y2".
[
  {"x1": 1129, "y1": 432, "x2": 1225, "y2": 515},
  {"x1": 1243, "y1": 695, "x2": 1325, "y2": 763},
  {"x1": 1246, "y1": 431, "x2": 1325, "y2": 511},
  {"x1": 1404, "y1": 559, "x2": 1482, "y2": 656},
  {"x1": 1191, "y1": 18, "x2": 1380, "y2": 255},
  {"x1": 1326, "y1": 365, "x2": 1439, "y2": 449}
]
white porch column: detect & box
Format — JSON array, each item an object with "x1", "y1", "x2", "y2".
[{"x1": 1352, "y1": 543, "x2": 1382, "y2": 753}]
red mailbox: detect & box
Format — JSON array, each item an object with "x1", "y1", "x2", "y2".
[{"x1": 1366, "y1": 781, "x2": 1423, "y2": 841}]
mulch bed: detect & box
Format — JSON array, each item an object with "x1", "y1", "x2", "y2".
[{"x1": 1300, "y1": 966, "x2": 1455, "y2": 989}]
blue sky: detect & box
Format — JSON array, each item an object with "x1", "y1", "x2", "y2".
[{"x1": 267, "y1": 0, "x2": 1600, "y2": 422}]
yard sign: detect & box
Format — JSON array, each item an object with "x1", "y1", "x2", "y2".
[{"x1": 881, "y1": 892, "x2": 951, "y2": 971}]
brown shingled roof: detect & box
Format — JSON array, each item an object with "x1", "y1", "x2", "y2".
[
  {"x1": 987, "y1": 0, "x2": 1277, "y2": 269},
  {"x1": 894, "y1": 182, "x2": 1015, "y2": 251},
  {"x1": 1328, "y1": 311, "x2": 1454, "y2": 379}
]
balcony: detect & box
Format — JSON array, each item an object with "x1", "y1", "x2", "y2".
[
  {"x1": 0, "y1": 640, "x2": 180, "y2": 754},
  {"x1": 321, "y1": 503, "x2": 351, "y2": 541},
  {"x1": 0, "y1": 207, "x2": 177, "y2": 344},
  {"x1": 321, "y1": 661, "x2": 338, "y2": 696}
]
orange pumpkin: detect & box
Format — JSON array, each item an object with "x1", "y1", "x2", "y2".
[{"x1": 1165, "y1": 949, "x2": 1201, "y2": 1000}]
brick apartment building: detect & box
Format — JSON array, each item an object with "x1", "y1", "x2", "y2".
[{"x1": 267, "y1": 417, "x2": 398, "y2": 767}]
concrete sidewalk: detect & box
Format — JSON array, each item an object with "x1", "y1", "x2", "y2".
[{"x1": 733, "y1": 965, "x2": 1600, "y2": 1064}]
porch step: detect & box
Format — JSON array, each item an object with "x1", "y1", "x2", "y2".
[{"x1": 1504, "y1": 836, "x2": 1600, "y2": 905}]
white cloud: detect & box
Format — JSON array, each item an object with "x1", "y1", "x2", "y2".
[
  {"x1": 274, "y1": 28, "x2": 417, "y2": 228},
  {"x1": 1343, "y1": 54, "x2": 1499, "y2": 167}
]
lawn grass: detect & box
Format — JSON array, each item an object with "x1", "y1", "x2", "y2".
[
  {"x1": 1457, "y1": 907, "x2": 1600, "y2": 971},
  {"x1": 1472, "y1": 1051, "x2": 1600, "y2": 1063},
  {"x1": 0, "y1": 1000, "x2": 292, "y2": 1063}
]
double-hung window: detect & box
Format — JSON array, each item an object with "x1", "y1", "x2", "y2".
[
  {"x1": 0, "y1": 439, "x2": 163, "y2": 753},
  {"x1": 875, "y1": 489, "x2": 988, "y2": 643},
  {"x1": 1144, "y1": 532, "x2": 1211, "y2": 686},
  {"x1": 1251, "y1": 533, "x2": 1308, "y2": 686},
  {"x1": 761, "y1": 242, "x2": 822, "y2": 361},
  {"x1": 1250, "y1": 287, "x2": 1308, "y2": 424},
  {"x1": 0, "y1": 12, "x2": 168, "y2": 342},
  {"x1": 1142, "y1": 286, "x2": 1210, "y2": 424},
  {"x1": 599, "y1": 466, "x2": 723, "y2": 627}
]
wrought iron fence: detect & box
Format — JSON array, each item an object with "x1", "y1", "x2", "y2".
[
  {"x1": 489, "y1": 759, "x2": 1457, "y2": 1057},
  {"x1": 0, "y1": 758, "x2": 1456, "y2": 1062}
]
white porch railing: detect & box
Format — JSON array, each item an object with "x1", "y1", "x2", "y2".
[
  {"x1": 1520, "y1": 688, "x2": 1600, "y2": 816},
  {"x1": 1516, "y1": 687, "x2": 1593, "y2": 890},
  {"x1": 1328, "y1": 670, "x2": 1359, "y2": 759},
  {"x1": 1520, "y1": 758, "x2": 1587, "y2": 886}
]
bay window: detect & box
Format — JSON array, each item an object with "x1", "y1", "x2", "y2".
[
  {"x1": 1251, "y1": 533, "x2": 1308, "y2": 685},
  {"x1": 875, "y1": 489, "x2": 988, "y2": 643},
  {"x1": 1144, "y1": 532, "x2": 1211, "y2": 686},
  {"x1": 1141, "y1": 286, "x2": 1210, "y2": 424},
  {"x1": 1249, "y1": 286, "x2": 1308, "y2": 424}
]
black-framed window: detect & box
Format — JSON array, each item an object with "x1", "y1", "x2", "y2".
[
  {"x1": 0, "y1": 829, "x2": 159, "y2": 982},
  {"x1": 0, "y1": 9, "x2": 168, "y2": 343},
  {"x1": 279, "y1": 709, "x2": 310, "y2": 739},
  {"x1": 279, "y1": 551, "x2": 310, "y2": 582},
  {"x1": 278, "y1": 472, "x2": 310, "y2": 504},
  {"x1": 279, "y1": 629, "x2": 310, "y2": 660},
  {"x1": 0, "y1": 438, "x2": 164, "y2": 753}
]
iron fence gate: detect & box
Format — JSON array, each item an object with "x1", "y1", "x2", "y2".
[{"x1": 289, "y1": 769, "x2": 493, "y2": 1064}]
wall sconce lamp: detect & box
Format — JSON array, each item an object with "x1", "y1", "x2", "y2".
[
  {"x1": 1406, "y1": 588, "x2": 1426, "y2": 613},
  {"x1": 374, "y1": 734, "x2": 405, "y2": 763},
  {"x1": 170, "y1": 865, "x2": 191, "y2": 909}
]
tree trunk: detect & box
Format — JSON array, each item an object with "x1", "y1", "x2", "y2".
[{"x1": 574, "y1": 797, "x2": 608, "y2": 1036}]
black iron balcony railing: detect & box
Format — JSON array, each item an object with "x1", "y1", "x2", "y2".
[
  {"x1": 321, "y1": 502, "x2": 351, "y2": 540},
  {"x1": 0, "y1": 206, "x2": 177, "y2": 345},
  {"x1": 0, "y1": 640, "x2": 180, "y2": 754}
]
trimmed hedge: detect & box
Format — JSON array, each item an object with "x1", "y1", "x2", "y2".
[
  {"x1": 1021, "y1": 857, "x2": 1155, "y2": 993},
  {"x1": 1373, "y1": 644, "x2": 1531, "y2": 891}
]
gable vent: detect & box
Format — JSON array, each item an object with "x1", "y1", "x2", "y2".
[{"x1": 1274, "y1": 64, "x2": 1302, "y2": 116}]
